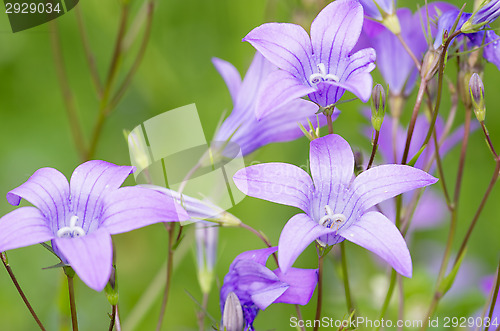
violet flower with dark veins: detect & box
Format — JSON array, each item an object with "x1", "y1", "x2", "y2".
[
  {"x1": 212, "y1": 52, "x2": 328, "y2": 157},
  {"x1": 0, "y1": 160, "x2": 189, "y2": 291},
  {"x1": 220, "y1": 247, "x2": 317, "y2": 331},
  {"x1": 233, "y1": 134, "x2": 438, "y2": 276},
  {"x1": 243, "y1": 0, "x2": 375, "y2": 118}
]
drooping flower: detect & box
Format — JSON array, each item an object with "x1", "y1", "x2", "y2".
[
  {"x1": 358, "y1": 3, "x2": 456, "y2": 96},
  {"x1": 212, "y1": 52, "x2": 328, "y2": 157},
  {"x1": 0, "y1": 160, "x2": 189, "y2": 291},
  {"x1": 233, "y1": 134, "x2": 438, "y2": 276},
  {"x1": 220, "y1": 247, "x2": 317, "y2": 331},
  {"x1": 243, "y1": 0, "x2": 376, "y2": 118}
]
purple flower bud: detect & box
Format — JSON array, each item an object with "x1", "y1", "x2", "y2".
[
  {"x1": 195, "y1": 222, "x2": 218, "y2": 294},
  {"x1": 469, "y1": 73, "x2": 486, "y2": 121},
  {"x1": 371, "y1": 84, "x2": 386, "y2": 131}
]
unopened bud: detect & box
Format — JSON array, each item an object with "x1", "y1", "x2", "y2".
[
  {"x1": 469, "y1": 73, "x2": 486, "y2": 122},
  {"x1": 105, "y1": 265, "x2": 119, "y2": 305},
  {"x1": 421, "y1": 48, "x2": 441, "y2": 82},
  {"x1": 371, "y1": 84, "x2": 386, "y2": 132},
  {"x1": 222, "y1": 292, "x2": 244, "y2": 331}
]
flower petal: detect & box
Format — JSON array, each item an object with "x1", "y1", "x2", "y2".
[
  {"x1": 255, "y1": 70, "x2": 317, "y2": 119},
  {"x1": 339, "y1": 211, "x2": 412, "y2": 277},
  {"x1": 7, "y1": 167, "x2": 69, "y2": 232},
  {"x1": 54, "y1": 228, "x2": 112, "y2": 291},
  {"x1": 318, "y1": 71, "x2": 374, "y2": 103},
  {"x1": 273, "y1": 267, "x2": 318, "y2": 305},
  {"x1": 69, "y1": 161, "x2": 134, "y2": 232},
  {"x1": 100, "y1": 186, "x2": 189, "y2": 235},
  {"x1": 350, "y1": 164, "x2": 438, "y2": 212},
  {"x1": 233, "y1": 164, "x2": 313, "y2": 213},
  {"x1": 212, "y1": 57, "x2": 242, "y2": 106},
  {"x1": 0, "y1": 207, "x2": 54, "y2": 252},
  {"x1": 278, "y1": 213, "x2": 333, "y2": 273},
  {"x1": 234, "y1": 246, "x2": 277, "y2": 266},
  {"x1": 243, "y1": 23, "x2": 314, "y2": 79},
  {"x1": 310, "y1": 0, "x2": 364, "y2": 69}
]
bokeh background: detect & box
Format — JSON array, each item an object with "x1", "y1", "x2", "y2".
[{"x1": 0, "y1": 0, "x2": 499, "y2": 329}]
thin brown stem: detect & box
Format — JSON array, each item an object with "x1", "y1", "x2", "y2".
[
  {"x1": 313, "y1": 254, "x2": 324, "y2": 331},
  {"x1": 109, "y1": 305, "x2": 117, "y2": 331},
  {"x1": 486, "y1": 260, "x2": 500, "y2": 331},
  {"x1": 49, "y1": 21, "x2": 87, "y2": 161},
  {"x1": 366, "y1": 130, "x2": 380, "y2": 170},
  {"x1": 453, "y1": 105, "x2": 472, "y2": 206},
  {"x1": 481, "y1": 121, "x2": 499, "y2": 158},
  {"x1": 295, "y1": 305, "x2": 306, "y2": 331},
  {"x1": 327, "y1": 114, "x2": 333, "y2": 134},
  {"x1": 401, "y1": 79, "x2": 427, "y2": 164},
  {"x1": 156, "y1": 224, "x2": 176, "y2": 331},
  {"x1": 196, "y1": 293, "x2": 209, "y2": 331},
  {"x1": 75, "y1": 5, "x2": 102, "y2": 96},
  {"x1": 396, "y1": 33, "x2": 421, "y2": 71},
  {"x1": 1, "y1": 252, "x2": 46, "y2": 331}
]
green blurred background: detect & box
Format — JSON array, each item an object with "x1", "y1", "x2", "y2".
[{"x1": 0, "y1": 0, "x2": 499, "y2": 329}]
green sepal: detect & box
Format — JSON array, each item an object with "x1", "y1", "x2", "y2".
[{"x1": 437, "y1": 248, "x2": 467, "y2": 296}]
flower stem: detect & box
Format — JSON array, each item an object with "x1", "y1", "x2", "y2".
[
  {"x1": 196, "y1": 293, "x2": 209, "y2": 331},
  {"x1": 49, "y1": 20, "x2": 87, "y2": 161},
  {"x1": 480, "y1": 121, "x2": 499, "y2": 158},
  {"x1": 485, "y1": 260, "x2": 500, "y2": 331},
  {"x1": 366, "y1": 129, "x2": 380, "y2": 170},
  {"x1": 156, "y1": 223, "x2": 176, "y2": 331},
  {"x1": 327, "y1": 114, "x2": 333, "y2": 134},
  {"x1": 66, "y1": 271, "x2": 79, "y2": 331},
  {"x1": 313, "y1": 253, "x2": 324, "y2": 331},
  {"x1": 401, "y1": 79, "x2": 427, "y2": 164},
  {"x1": 396, "y1": 33, "x2": 421, "y2": 71},
  {"x1": 109, "y1": 305, "x2": 117, "y2": 331},
  {"x1": 1, "y1": 252, "x2": 46, "y2": 331},
  {"x1": 340, "y1": 242, "x2": 353, "y2": 313}
]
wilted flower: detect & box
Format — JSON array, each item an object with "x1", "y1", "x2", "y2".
[
  {"x1": 212, "y1": 52, "x2": 327, "y2": 157},
  {"x1": 243, "y1": 0, "x2": 375, "y2": 117},
  {"x1": 0, "y1": 161, "x2": 189, "y2": 291},
  {"x1": 220, "y1": 247, "x2": 318, "y2": 331},
  {"x1": 234, "y1": 135, "x2": 438, "y2": 276}
]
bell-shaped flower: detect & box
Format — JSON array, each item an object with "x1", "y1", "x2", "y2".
[
  {"x1": 243, "y1": 0, "x2": 376, "y2": 118},
  {"x1": 212, "y1": 52, "x2": 327, "y2": 157},
  {"x1": 233, "y1": 134, "x2": 438, "y2": 276},
  {"x1": 220, "y1": 247, "x2": 317, "y2": 331},
  {"x1": 0, "y1": 160, "x2": 189, "y2": 291},
  {"x1": 435, "y1": 7, "x2": 500, "y2": 70},
  {"x1": 358, "y1": 3, "x2": 456, "y2": 96}
]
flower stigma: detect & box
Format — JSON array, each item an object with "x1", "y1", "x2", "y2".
[
  {"x1": 57, "y1": 215, "x2": 85, "y2": 238},
  {"x1": 308, "y1": 63, "x2": 340, "y2": 86},
  {"x1": 319, "y1": 205, "x2": 346, "y2": 233}
]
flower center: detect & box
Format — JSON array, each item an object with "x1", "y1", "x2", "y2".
[
  {"x1": 308, "y1": 63, "x2": 340, "y2": 86},
  {"x1": 318, "y1": 205, "x2": 346, "y2": 232},
  {"x1": 57, "y1": 215, "x2": 85, "y2": 238}
]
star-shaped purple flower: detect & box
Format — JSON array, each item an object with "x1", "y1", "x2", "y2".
[
  {"x1": 233, "y1": 134, "x2": 438, "y2": 276},
  {"x1": 220, "y1": 247, "x2": 317, "y2": 331},
  {"x1": 213, "y1": 52, "x2": 328, "y2": 157},
  {"x1": 243, "y1": 0, "x2": 376, "y2": 118},
  {"x1": 0, "y1": 160, "x2": 189, "y2": 291}
]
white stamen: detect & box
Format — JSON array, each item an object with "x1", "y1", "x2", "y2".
[
  {"x1": 318, "y1": 205, "x2": 346, "y2": 232},
  {"x1": 57, "y1": 215, "x2": 85, "y2": 238},
  {"x1": 308, "y1": 63, "x2": 339, "y2": 86}
]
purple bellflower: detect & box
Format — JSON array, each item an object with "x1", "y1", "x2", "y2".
[
  {"x1": 358, "y1": 3, "x2": 456, "y2": 96},
  {"x1": 0, "y1": 160, "x2": 189, "y2": 291},
  {"x1": 243, "y1": 0, "x2": 376, "y2": 118},
  {"x1": 220, "y1": 247, "x2": 318, "y2": 331},
  {"x1": 358, "y1": 0, "x2": 395, "y2": 20},
  {"x1": 435, "y1": 7, "x2": 500, "y2": 70},
  {"x1": 465, "y1": 0, "x2": 500, "y2": 30},
  {"x1": 233, "y1": 134, "x2": 438, "y2": 277},
  {"x1": 212, "y1": 52, "x2": 328, "y2": 157}
]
